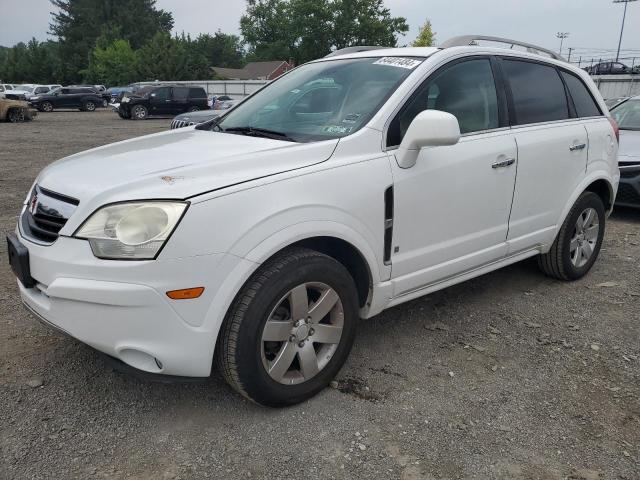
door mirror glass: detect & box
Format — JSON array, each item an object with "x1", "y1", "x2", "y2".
[{"x1": 396, "y1": 110, "x2": 460, "y2": 169}]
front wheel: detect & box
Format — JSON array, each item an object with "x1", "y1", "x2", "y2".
[
  {"x1": 216, "y1": 248, "x2": 359, "y2": 407},
  {"x1": 538, "y1": 191, "x2": 606, "y2": 281},
  {"x1": 131, "y1": 104, "x2": 148, "y2": 120},
  {"x1": 41, "y1": 102, "x2": 53, "y2": 112}
]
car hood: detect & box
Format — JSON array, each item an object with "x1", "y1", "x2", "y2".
[
  {"x1": 619, "y1": 129, "x2": 640, "y2": 162},
  {"x1": 36, "y1": 128, "x2": 339, "y2": 207},
  {"x1": 175, "y1": 110, "x2": 221, "y2": 122}
]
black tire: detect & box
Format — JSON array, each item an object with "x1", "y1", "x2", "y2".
[
  {"x1": 118, "y1": 110, "x2": 131, "y2": 119},
  {"x1": 7, "y1": 108, "x2": 24, "y2": 123},
  {"x1": 538, "y1": 191, "x2": 606, "y2": 281},
  {"x1": 131, "y1": 104, "x2": 148, "y2": 120},
  {"x1": 41, "y1": 102, "x2": 53, "y2": 112},
  {"x1": 216, "y1": 247, "x2": 359, "y2": 407},
  {"x1": 188, "y1": 106, "x2": 200, "y2": 112},
  {"x1": 83, "y1": 101, "x2": 96, "y2": 112}
]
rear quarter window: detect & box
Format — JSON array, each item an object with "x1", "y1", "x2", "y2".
[
  {"x1": 502, "y1": 59, "x2": 569, "y2": 125},
  {"x1": 189, "y1": 88, "x2": 206, "y2": 99},
  {"x1": 172, "y1": 87, "x2": 189, "y2": 100},
  {"x1": 560, "y1": 71, "x2": 602, "y2": 118}
]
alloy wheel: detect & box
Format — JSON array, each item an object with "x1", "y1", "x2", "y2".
[
  {"x1": 261, "y1": 282, "x2": 344, "y2": 385},
  {"x1": 570, "y1": 207, "x2": 599, "y2": 268}
]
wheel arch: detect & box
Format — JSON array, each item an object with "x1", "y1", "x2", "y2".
[{"x1": 584, "y1": 178, "x2": 614, "y2": 213}]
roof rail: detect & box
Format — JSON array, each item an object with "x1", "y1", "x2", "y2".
[
  {"x1": 440, "y1": 35, "x2": 565, "y2": 61},
  {"x1": 324, "y1": 46, "x2": 386, "y2": 58}
]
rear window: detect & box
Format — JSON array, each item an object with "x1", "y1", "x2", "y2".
[
  {"x1": 189, "y1": 88, "x2": 206, "y2": 99},
  {"x1": 560, "y1": 71, "x2": 601, "y2": 118},
  {"x1": 172, "y1": 87, "x2": 189, "y2": 100},
  {"x1": 503, "y1": 59, "x2": 569, "y2": 125}
]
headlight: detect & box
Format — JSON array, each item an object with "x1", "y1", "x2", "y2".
[
  {"x1": 74, "y1": 201, "x2": 188, "y2": 260},
  {"x1": 31, "y1": 96, "x2": 40, "y2": 100},
  {"x1": 121, "y1": 97, "x2": 130, "y2": 103}
]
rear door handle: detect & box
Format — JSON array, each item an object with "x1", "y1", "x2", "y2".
[
  {"x1": 492, "y1": 158, "x2": 516, "y2": 169},
  {"x1": 569, "y1": 143, "x2": 586, "y2": 151}
]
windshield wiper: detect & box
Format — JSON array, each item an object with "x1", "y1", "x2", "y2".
[{"x1": 223, "y1": 126, "x2": 297, "y2": 142}]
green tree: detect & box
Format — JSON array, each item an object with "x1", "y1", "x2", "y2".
[
  {"x1": 83, "y1": 37, "x2": 138, "y2": 85},
  {"x1": 192, "y1": 32, "x2": 245, "y2": 68},
  {"x1": 412, "y1": 19, "x2": 436, "y2": 47},
  {"x1": 50, "y1": 0, "x2": 173, "y2": 83},
  {"x1": 240, "y1": 0, "x2": 408, "y2": 64},
  {"x1": 135, "y1": 32, "x2": 188, "y2": 81},
  {"x1": 0, "y1": 39, "x2": 61, "y2": 83}
]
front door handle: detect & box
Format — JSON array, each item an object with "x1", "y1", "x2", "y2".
[
  {"x1": 569, "y1": 143, "x2": 587, "y2": 151},
  {"x1": 492, "y1": 158, "x2": 516, "y2": 169}
]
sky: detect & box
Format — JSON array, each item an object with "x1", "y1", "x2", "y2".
[{"x1": 1, "y1": 0, "x2": 640, "y2": 64}]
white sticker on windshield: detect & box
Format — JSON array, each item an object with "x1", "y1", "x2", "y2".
[{"x1": 373, "y1": 57, "x2": 422, "y2": 69}]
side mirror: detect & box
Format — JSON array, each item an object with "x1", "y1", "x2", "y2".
[{"x1": 395, "y1": 110, "x2": 461, "y2": 169}]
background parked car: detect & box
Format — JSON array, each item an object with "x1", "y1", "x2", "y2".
[
  {"x1": 0, "y1": 97, "x2": 37, "y2": 122},
  {"x1": 0, "y1": 84, "x2": 15, "y2": 98},
  {"x1": 605, "y1": 96, "x2": 629, "y2": 109},
  {"x1": 12, "y1": 84, "x2": 54, "y2": 100},
  {"x1": 584, "y1": 61, "x2": 630, "y2": 75},
  {"x1": 70, "y1": 85, "x2": 110, "y2": 106},
  {"x1": 29, "y1": 86, "x2": 105, "y2": 112},
  {"x1": 118, "y1": 85, "x2": 208, "y2": 120},
  {"x1": 106, "y1": 86, "x2": 134, "y2": 103},
  {"x1": 170, "y1": 109, "x2": 221, "y2": 129},
  {"x1": 610, "y1": 96, "x2": 640, "y2": 208},
  {"x1": 213, "y1": 95, "x2": 240, "y2": 110}
]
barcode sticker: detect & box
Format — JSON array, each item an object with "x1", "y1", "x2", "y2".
[{"x1": 373, "y1": 57, "x2": 422, "y2": 69}]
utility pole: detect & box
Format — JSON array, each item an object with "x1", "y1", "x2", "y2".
[
  {"x1": 556, "y1": 32, "x2": 569, "y2": 57},
  {"x1": 613, "y1": 0, "x2": 638, "y2": 62}
]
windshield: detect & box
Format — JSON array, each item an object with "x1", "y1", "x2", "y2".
[
  {"x1": 612, "y1": 99, "x2": 640, "y2": 130},
  {"x1": 211, "y1": 57, "x2": 424, "y2": 142}
]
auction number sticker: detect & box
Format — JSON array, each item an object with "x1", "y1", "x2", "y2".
[{"x1": 373, "y1": 57, "x2": 422, "y2": 69}]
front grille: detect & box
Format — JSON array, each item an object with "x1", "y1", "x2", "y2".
[
  {"x1": 170, "y1": 119, "x2": 195, "y2": 129},
  {"x1": 21, "y1": 186, "x2": 79, "y2": 244},
  {"x1": 616, "y1": 183, "x2": 640, "y2": 207}
]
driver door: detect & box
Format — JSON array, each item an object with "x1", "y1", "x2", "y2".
[
  {"x1": 149, "y1": 87, "x2": 172, "y2": 115},
  {"x1": 387, "y1": 57, "x2": 518, "y2": 296}
]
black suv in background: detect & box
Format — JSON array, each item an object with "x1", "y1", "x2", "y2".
[
  {"x1": 118, "y1": 85, "x2": 209, "y2": 119},
  {"x1": 29, "y1": 87, "x2": 104, "y2": 112}
]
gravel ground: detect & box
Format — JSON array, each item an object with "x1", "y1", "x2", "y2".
[{"x1": 0, "y1": 110, "x2": 639, "y2": 480}]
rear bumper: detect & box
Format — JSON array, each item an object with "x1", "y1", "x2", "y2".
[{"x1": 616, "y1": 163, "x2": 640, "y2": 208}]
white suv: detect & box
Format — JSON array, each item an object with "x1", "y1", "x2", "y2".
[{"x1": 7, "y1": 36, "x2": 619, "y2": 406}]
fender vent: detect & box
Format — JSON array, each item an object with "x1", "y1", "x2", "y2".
[{"x1": 383, "y1": 186, "x2": 394, "y2": 265}]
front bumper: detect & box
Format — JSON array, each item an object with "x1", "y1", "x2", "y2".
[
  {"x1": 616, "y1": 162, "x2": 640, "y2": 208},
  {"x1": 14, "y1": 232, "x2": 230, "y2": 377}
]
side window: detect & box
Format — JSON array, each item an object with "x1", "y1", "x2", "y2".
[
  {"x1": 502, "y1": 60, "x2": 569, "y2": 125},
  {"x1": 61, "y1": 89, "x2": 70, "y2": 94},
  {"x1": 189, "y1": 88, "x2": 205, "y2": 99},
  {"x1": 153, "y1": 87, "x2": 171, "y2": 101},
  {"x1": 560, "y1": 71, "x2": 602, "y2": 118},
  {"x1": 172, "y1": 87, "x2": 189, "y2": 100},
  {"x1": 0, "y1": 86, "x2": 4, "y2": 92},
  {"x1": 388, "y1": 58, "x2": 499, "y2": 146}
]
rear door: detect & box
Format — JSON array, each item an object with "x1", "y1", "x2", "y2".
[
  {"x1": 502, "y1": 58, "x2": 589, "y2": 253},
  {"x1": 56, "y1": 88, "x2": 75, "y2": 107},
  {"x1": 170, "y1": 87, "x2": 190, "y2": 114}
]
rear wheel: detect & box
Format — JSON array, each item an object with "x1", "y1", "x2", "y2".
[
  {"x1": 216, "y1": 248, "x2": 359, "y2": 407},
  {"x1": 188, "y1": 106, "x2": 200, "y2": 112},
  {"x1": 538, "y1": 192, "x2": 605, "y2": 281},
  {"x1": 131, "y1": 104, "x2": 148, "y2": 120},
  {"x1": 83, "y1": 101, "x2": 96, "y2": 112}
]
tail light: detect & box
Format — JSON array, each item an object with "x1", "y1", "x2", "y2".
[{"x1": 608, "y1": 116, "x2": 620, "y2": 142}]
